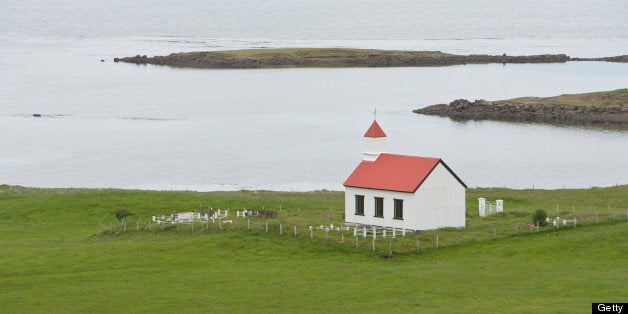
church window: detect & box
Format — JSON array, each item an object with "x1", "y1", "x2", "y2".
[
  {"x1": 374, "y1": 197, "x2": 384, "y2": 217},
  {"x1": 355, "y1": 195, "x2": 364, "y2": 215},
  {"x1": 394, "y1": 199, "x2": 403, "y2": 219}
]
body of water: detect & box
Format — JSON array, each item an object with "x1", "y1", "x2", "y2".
[{"x1": 1, "y1": 1, "x2": 627, "y2": 190}]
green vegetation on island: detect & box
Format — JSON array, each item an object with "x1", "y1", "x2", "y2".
[
  {"x1": 492, "y1": 89, "x2": 628, "y2": 108},
  {"x1": 113, "y1": 47, "x2": 628, "y2": 69},
  {"x1": 415, "y1": 89, "x2": 628, "y2": 127},
  {"x1": 0, "y1": 184, "x2": 626, "y2": 312}
]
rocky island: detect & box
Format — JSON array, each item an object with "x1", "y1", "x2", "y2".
[
  {"x1": 414, "y1": 89, "x2": 628, "y2": 128},
  {"x1": 114, "y1": 48, "x2": 628, "y2": 69}
]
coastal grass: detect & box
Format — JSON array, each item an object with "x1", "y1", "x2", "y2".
[
  {"x1": 0, "y1": 185, "x2": 626, "y2": 312},
  {"x1": 487, "y1": 88, "x2": 628, "y2": 108},
  {"x1": 208, "y1": 47, "x2": 452, "y2": 61}
]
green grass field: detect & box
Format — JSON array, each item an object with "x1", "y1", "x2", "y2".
[{"x1": 0, "y1": 185, "x2": 626, "y2": 312}]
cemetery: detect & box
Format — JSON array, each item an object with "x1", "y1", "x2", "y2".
[{"x1": 98, "y1": 191, "x2": 626, "y2": 257}]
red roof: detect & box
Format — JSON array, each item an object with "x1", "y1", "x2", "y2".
[
  {"x1": 364, "y1": 120, "x2": 386, "y2": 138},
  {"x1": 343, "y1": 154, "x2": 466, "y2": 193}
]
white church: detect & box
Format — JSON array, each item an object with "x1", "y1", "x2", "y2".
[{"x1": 343, "y1": 119, "x2": 466, "y2": 231}]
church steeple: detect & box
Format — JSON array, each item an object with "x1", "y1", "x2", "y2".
[{"x1": 363, "y1": 119, "x2": 387, "y2": 161}]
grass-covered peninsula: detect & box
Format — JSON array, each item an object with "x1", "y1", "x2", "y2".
[
  {"x1": 113, "y1": 48, "x2": 628, "y2": 69},
  {"x1": 1, "y1": 184, "x2": 626, "y2": 312},
  {"x1": 414, "y1": 89, "x2": 628, "y2": 127}
]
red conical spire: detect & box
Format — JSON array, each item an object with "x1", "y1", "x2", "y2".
[{"x1": 364, "y1": 120, "x2": 386, "y2": 138}]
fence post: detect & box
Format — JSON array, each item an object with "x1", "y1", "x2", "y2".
[
  {"x1": 580, "y1": 214, "x2": 584, "y2": 226},
  {"x1": 341, "y1": 232, "x2": 344, "y2": 244},
  {"x1": 310, "y1": 226, "x2": 313, "y2": 239},
  {"x1": 280, "y1": 224, "x2": 283, "y2": 235},
  {"x1": 372, "y1": 237, "x2": 375, "y2": 252},
  {"x1": 294, "y1": 225, "x2": 297, "y2": 236},
  {"x1": 247, "y1": 218, "x2": 250, "y2": 230},
  {"x1": 355, "y1": 235, "x2": 358, "y2": 249},
  {"x1": 325, "y1": 228, "x2": 329, "y2": 240},
  {"x1": 192, "y1": 220, "x2": 194, "y2": 232},
  {"x1": 137, "y1": 219, "x2": 140, "y2": 231},
  {"x1": 219, "y1": 218, "x2": 222, "y2": 230},
  {"x1": 265, "y1": 221, "x2": 268, "y2": 233}
]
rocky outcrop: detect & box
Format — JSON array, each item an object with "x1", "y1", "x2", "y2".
[
  {"x1": 113, "y1": 50, "x2": 627, "y2": 69},
  {"x1": 414, "y1": 99, "x2": 627, "y2": 127}
]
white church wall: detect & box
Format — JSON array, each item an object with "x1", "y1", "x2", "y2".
[
  {"x1": 414, "y1": 162, "x2": 466, "y2": 229},
  {"x1": 344, "y1": 186, "x2": 417, "y2": 230}
]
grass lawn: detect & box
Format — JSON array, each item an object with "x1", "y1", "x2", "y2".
[{"x1": 0, "y1": 185, "x2": 626, "y2": 312}]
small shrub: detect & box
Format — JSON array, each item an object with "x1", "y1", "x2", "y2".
[
  {"x1": 114, "y1": 208, "x2": 134, "y2": 221},
  {"x1": 532, "y1": 209, "x2": 547, "y2": 226}
]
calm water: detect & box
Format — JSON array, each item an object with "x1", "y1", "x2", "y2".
[{"x1": 1, "y1": 1, "x2": 627, "y2": 190}]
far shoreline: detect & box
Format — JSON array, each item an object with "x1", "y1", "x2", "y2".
[
  {"x1": 113, "y1": 48, "x2": 628, "y2": 69},
  {"x1": 2, "y1": 184, "x2": 626, "y2": 194}
]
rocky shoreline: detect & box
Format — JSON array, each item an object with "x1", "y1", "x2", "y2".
[
  {"x1": 113, "y1": 48, "x2": 628, "y2": 69},
  {"x1": 414, "y1": 91, "x2": 628, "y2": 128}
]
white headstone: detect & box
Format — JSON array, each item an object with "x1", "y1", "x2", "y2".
[
  {"x1": 479, "y1": 198, "x2": 486, "y2": 217},
  {"x1": 496, "y1": 199, "x2": 504, "y2": 213}
]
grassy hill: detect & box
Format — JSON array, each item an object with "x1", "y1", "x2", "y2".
[{"x1": 0, "y1": 185, "x2": 626, "y2": 312}]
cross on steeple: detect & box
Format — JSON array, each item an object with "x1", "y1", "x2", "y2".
[{"x1": 373, "y1": 108, "x2": 377, "y2": 121}]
